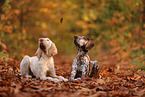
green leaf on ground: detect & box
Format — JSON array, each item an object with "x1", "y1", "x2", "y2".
[
  {"x1": 139, "y1": 63, "x2": 144, "y2": 67},
  {"x1": 130, "y1": 60, "x2": 139, "y2": 65}
]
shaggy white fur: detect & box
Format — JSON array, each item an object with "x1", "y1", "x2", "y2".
[{"x1": 20, "y1": 38, "x2": 68, "y2": 83}]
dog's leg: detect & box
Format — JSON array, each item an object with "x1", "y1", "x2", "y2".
[
  {"x1": 69, "y1": 58, "x2": 78, "y2": 81},
  {"x1": 89, "y1": 61, "x2": 99, "y2": 77},
  {"x1": 82, "y1": 62, "x2": 88, "y2": 78},
  {"x1": 20, "y1": 55, "x2": 31, "y2": 77},
  {"x1": 40, "y1": 76, "x2": 60, "y2": 83},
  {"x1": 39, "y1": 70, "x2": 60, "y2": 83},
  {"x1": 57, "y1": 76, "x2": 68, "y2": 82},
  {"x1": 37, "y1": 64, "x2": 60, "y2": 83},
  {"x1": 49, "y1": 67, "x2": 68, "y2": 82}
]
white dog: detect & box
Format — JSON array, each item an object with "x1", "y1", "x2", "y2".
[{"x1": 20, "y1": 38, "x2": 68, "y2": 83}]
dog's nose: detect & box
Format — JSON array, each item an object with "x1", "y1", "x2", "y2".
[
  {"x1": 39, "y1": 39, "x2": 43, "y2": 42},
  {"x1": 74, "y1": 36, "x2": 77, "y2": 38},
  {"x1": 74, "y1": 36, "x2": 78, "y2": 39}
]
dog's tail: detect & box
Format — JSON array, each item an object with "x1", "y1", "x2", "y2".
[{"x1": 20, "y1": 55, "x2": 31, "y2": 77}]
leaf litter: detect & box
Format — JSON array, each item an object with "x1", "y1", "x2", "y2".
[{"x1": 0, "y1": 52, "x2": 145, "y2": 97}]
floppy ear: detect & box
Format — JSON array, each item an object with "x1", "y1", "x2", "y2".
[
  {"x1": 74, "y1": 39, "x2": 80, "y2": 47},
  {"x1": 74, "y1": 36, "x2": 79, "y2": 47},
  {"x1": 35, "y1": 48, "x2": 42, "y2": 58},
  {"x1": 85, "y1": 40, "x2": 94, "y2": 50},
  {"x1": 47, "y1": 43, "x2": 58, "y2": 56}
]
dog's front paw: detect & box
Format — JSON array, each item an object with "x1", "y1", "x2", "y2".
[
  {"x1": 68, "y1": 78, "x2": 74, "y2": 82},
  {"x1": 75, "y1": 78, "x2": 82, "y2": 80},
  {"x1": 69, "y1": 78, "x2": 82, "y2": 82},
  {"x1": 57, "y1": 76, "x2": 68, "y2": 82},
  {"x1": 63, "y1": 78, "x2": 68, "y2": 82},
  {"x1": 26, "y1": 75, "x2": 32, "y2": 78},
  {"x1": 53, "y1": 78, "x2": 61, "y2": 83}
]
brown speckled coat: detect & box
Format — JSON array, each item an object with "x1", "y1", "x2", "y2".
[{"x1": 69, "y1": 36, "x2": 99, "y2": 81}]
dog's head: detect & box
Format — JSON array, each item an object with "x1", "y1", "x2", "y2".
[
  {"x1": 74, "y1": 36, "x2": 94, "y2": 51},
  {"x1": 35, "y1": 38, "x2": 57, "y2": 58}
]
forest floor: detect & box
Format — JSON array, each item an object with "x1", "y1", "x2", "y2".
[{"x1": 0, "y1": 50, "x2": 145, "y2": 97}]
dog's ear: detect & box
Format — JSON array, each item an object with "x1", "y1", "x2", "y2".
[
  {"x1": 74, "y1": 39, "x2": 80, "y2": 47},
  {"x1": 85, "y1": 40, "x2": 94, "y2": 50},
  {"x1": 47, "y1": 43, "x2": 57, "y2": 56},
  {"x1": 74, "y1": 36, "x2": 80, "y2": 47},
  {"x1": 35, "y1": 48, "x2": 42, "y2": 58}
]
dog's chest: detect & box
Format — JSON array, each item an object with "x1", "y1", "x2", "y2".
[
  {"x1": 41, "y1": 57, "x2": 54, "y2": 68},
  {"x1": 77, "y1": 56, "x2": 89, "y2": 71}
]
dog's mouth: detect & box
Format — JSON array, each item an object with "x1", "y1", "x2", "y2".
[{"x1": 40, "y1": 43, "x2": 45, "y2": 51}]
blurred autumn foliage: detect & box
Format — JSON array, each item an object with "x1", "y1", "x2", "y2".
[
  {"x1": 0, "y1": 0, "x2": 144, "y2": 68},
  {"x1": 0, "y1": 0, "x2": 144, "y2": 52},
  {"x1": 0, "y1": 0, "x2": 145, "y2": 97}
]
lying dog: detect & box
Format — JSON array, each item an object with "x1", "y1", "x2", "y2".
[
  {"x1": 20, "y1": 38, "x2": 68, "y2": 83},
  {"x1": 69, "y1": 36, "x2": 99, "y2": 81}
]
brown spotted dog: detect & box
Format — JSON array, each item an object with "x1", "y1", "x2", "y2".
[{"x1": 69, "y1": 36, "x2": 99, "y2": 81}]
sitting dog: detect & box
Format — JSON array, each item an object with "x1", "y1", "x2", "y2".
[
  {"x1": 20, "y1": 38, "x2": 68, "y2": 83},
  {"x1": 69, "y1": 36, "x2": 99, "y2": 81}
]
